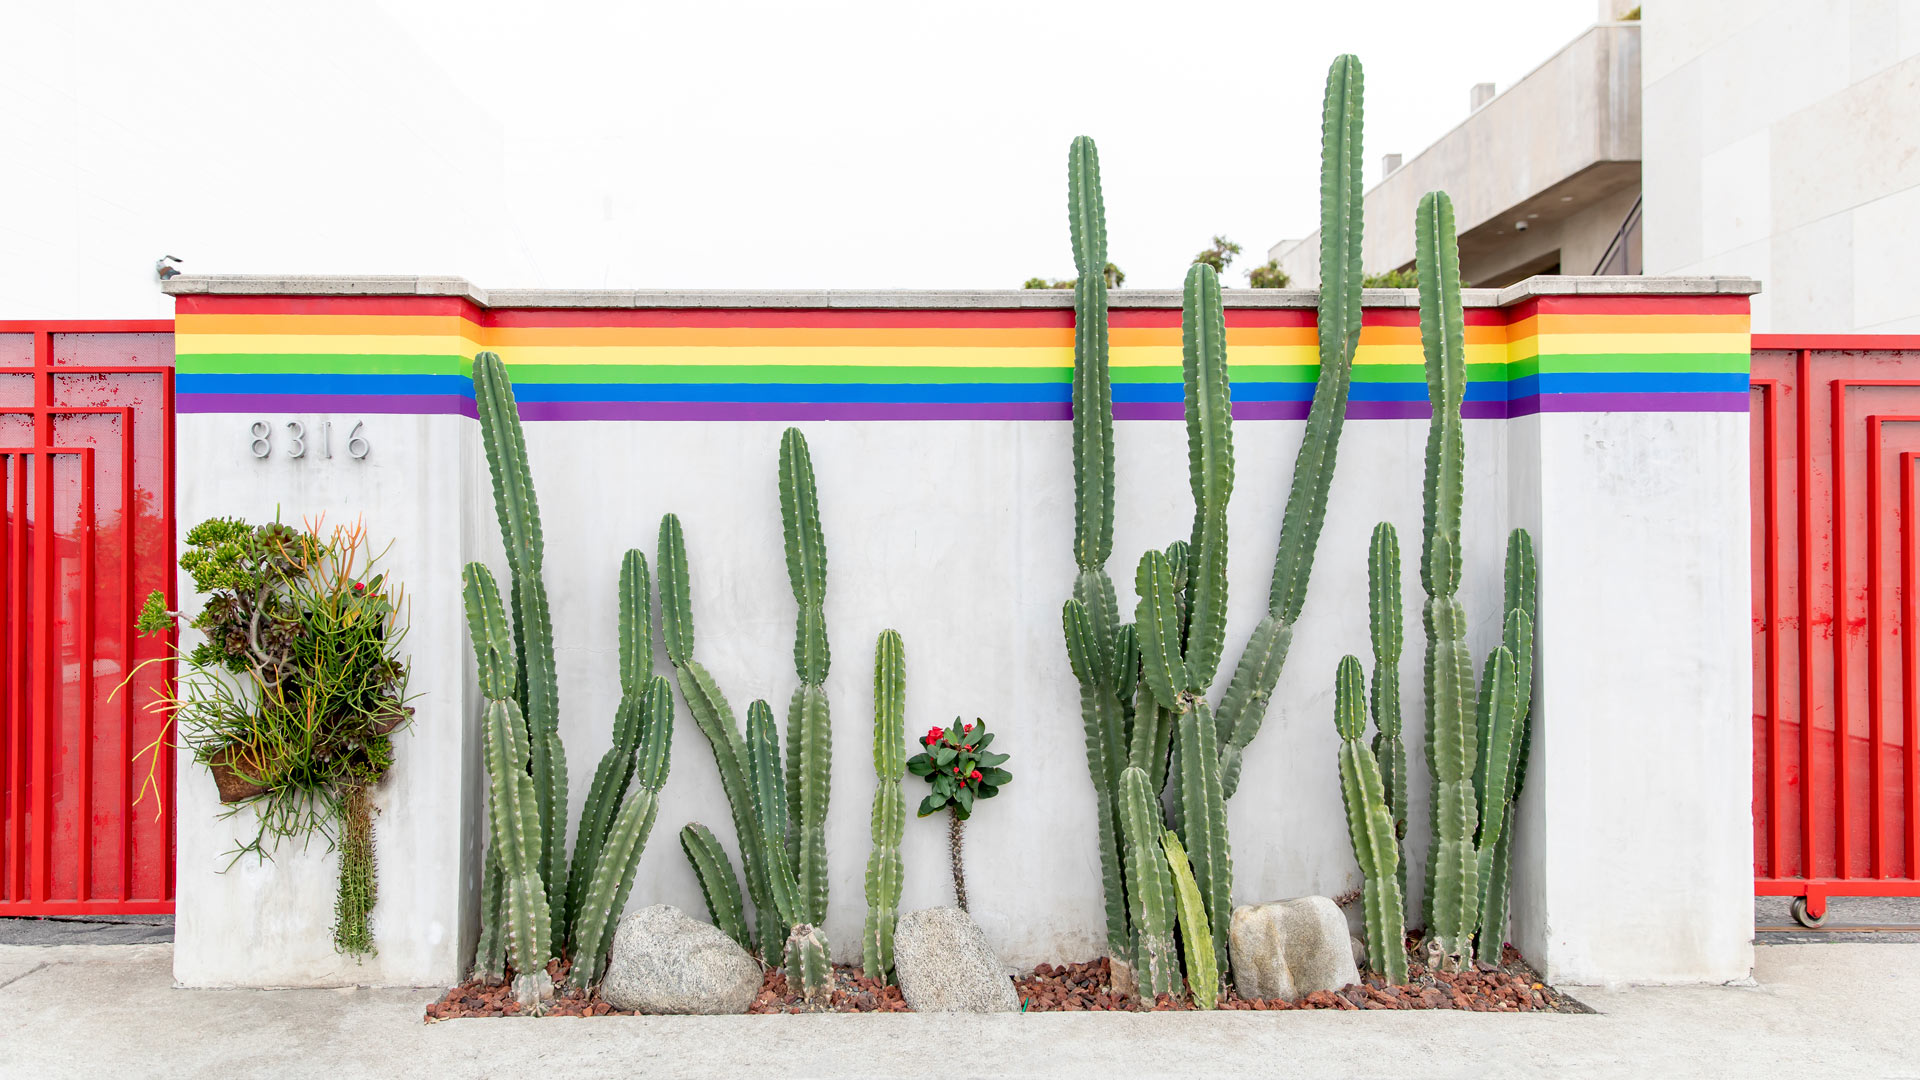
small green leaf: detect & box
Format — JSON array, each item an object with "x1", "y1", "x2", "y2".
[{"x1": 916, "y1": 793, "x2": 945, "y2": 817}]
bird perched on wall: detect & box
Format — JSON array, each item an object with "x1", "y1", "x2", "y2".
[{"x1": 155, "y1": 255, "x2": 183, "y2": 280}]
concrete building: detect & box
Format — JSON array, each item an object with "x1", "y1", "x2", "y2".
[{"x1": 1275, "y1": 0, "x2": 1920, "y2": 333}]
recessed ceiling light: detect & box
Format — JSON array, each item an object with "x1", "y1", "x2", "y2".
[
  {"x1": 1527, "y1": 213, "x2": 1539, "y2": 219},
  {"x1": 1560, "y1": 195, "x2": 1574, "y2": 201}
]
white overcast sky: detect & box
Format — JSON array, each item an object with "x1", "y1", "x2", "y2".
[
  {"x1": 4, "y1": 0, "x2": 1602, "y2": 311},
  {"x1": 385, "y1": 0, "x2": 1598, "y2": 290}
]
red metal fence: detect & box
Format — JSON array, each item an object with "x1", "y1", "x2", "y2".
[
  {"x1": 1753, "y1": 334, "x2": 1920, "y2": 921},
  {"x1": 0, "y1": 322, "x2": 175, "y2": 915}
]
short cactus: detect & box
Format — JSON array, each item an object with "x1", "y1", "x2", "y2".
[
  {"x1": 1333, "y1": 655, "x2": 1408, "y2": 984},
  {"x1": 863, "y1": 630, "x2": 907, "y2": 983},
  {"x1": 681, "y1": 823, "x2": 749, "y2": 950},
  {"x1": 1161, "y1": 829, "x2": 1218, "y2": 1009},
  {"x1": 1119, "y1": 766, "x2": 1178, "y2": 999}
]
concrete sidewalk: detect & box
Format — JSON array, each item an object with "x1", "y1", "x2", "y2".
[{"x1": 0, "y1": 943, "x2": 1910, "y2": 1079}]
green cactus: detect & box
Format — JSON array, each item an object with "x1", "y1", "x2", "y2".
[
  {"x1": 1160, "y1": 829, "x2": 1218, "y2": 1009},
  {"x1": 1415, "y1": 189, "x2": 1481, "y2": 968},
  {"x1": 1060, "y1": 133, "x2": 1133, "y2": 963},
  {"x1": 566, "y1": 677, "x2": 674, "y2": 989},
  {"x1": 1119, "y1": 767, "x2": 1178, "y2": 999},
  {"x1": 564, "y1": 549, "x2": 652, "y2": 940},
  {"x1": 1173, "y1": 699, "x2": 1232, "y2": 971},
  {"x1": 1475, "y1": 530, "x2": 1536, "y2": 964},
  {"x1": 474, "y1": 846, "x2": 507, "y2": 982},
  {"x1": 681, "y1": 823, "x2": 750, "y2": 950},
  {"x1": 784, "y1": 924, "x2": 833, "y2": 1005},
  {"x1": 1333, "y1": 656, "x2": 1409, "y2": 984},
  {"x1": 745, "y1": 697, "x2": 832, "y2": 1000},
  {"x1": 778, "y1": 428, "x2": 833, "y2": 928},
  {"x1": 1367, "y1": 523, "x2": 1409, "y2": 901},
  {"x1": 472, "y1": 352, "x2": 568, "y2": 946},
  {"x1": 1215, "y1": 54, "x2": 1365, "y2": 800},
  {"x1": 464, "y1": 563, "x2": 552, "y2": 982},
  {"x1": 864, "y1": 630, "x2": 906, "y2": 983}
]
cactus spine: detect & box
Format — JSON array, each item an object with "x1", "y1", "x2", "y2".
[
  {"x1": 1415, "y1": 190, "x2": 1482, "y2": 968},
  {"x1": 1160, "y1": 829, "x2": 1218, "y2": 1009},
  {"x1": 1333, "y1": 655, "x2": 1409, "y2": 984},
  {"x1": 1368, "y1": 523, "x2": 1409, "y2": 901},
  {"x1": 565, "y1": 549, "x2": 652, "y2": 940},
  {"x1": 473, "y1": 352, "x2": 568, "y2": 948},
  {"x1": 778, "y1": 427, "x2": 832, "y2": 928},
  {"x1": 1215, "y1": 54, "x2": 1365, "y2": 800},
  {"x1": 1058, "y1": 133, "x2": 1134, "y2": 963},
  {"x1": 1474, "y1": 531, "x2": 1536, "y2": 963},
  {"x1": 464, "y1": 564, "x2": 552, "y2": 983},
  {"x1": 1118, "y1": 766, "x2": 1178, "y2": 999},
  {"x1": 681, "y1": 823, "x2": 750, "y2": 949},
  {"x1": 864, "y1": 630, "x2": 906, "y2": 983}
]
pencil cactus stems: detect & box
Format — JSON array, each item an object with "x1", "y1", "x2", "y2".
[
  {"x1": 1216, "y1": 54, "x2": 1366, "y2": 800},
  {"x1": 1333, "y1": 656, "x2": 1409, "y2": 984},
  {"x1": 779, "y1": 428, "x2": 833, "y2": 928},
  {"x1": 864, "y1": 630, "x2": 907, "y2": 983},
  {"x1": 1475, "y1": 531, "x2": 1537, "y2": 963},
  {"x1": 465, "y1": 563, "x2": 552, "y2": 984},
  {"x1": 681, "y1": 823, "x2": 750, "y2": 950},
  {"x1": 473, "y1": 352, "x2": 568, "y2": 944},
  {"x1": 1119, "y1": 766, "x2": 1178, "y2": 999},
  {"x1": 1161, "y1": 829, "x2": 1218, "y2": 1009},
  {"x1": 565, "y1": 549, "x2": 653, "y2": 940},
  {"x1": 1367, "y1": 523, "x2": 1409, "y2": 900}
]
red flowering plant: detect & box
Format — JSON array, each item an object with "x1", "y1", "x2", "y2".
[
  {"x1": 906, "y1": 717, "x2": 1012, "y2": 820},
  {"x1": 906, "y1": 718, "x2": 1011, "y2": 911}
]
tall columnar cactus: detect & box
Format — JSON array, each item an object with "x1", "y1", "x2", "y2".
[
  {"x1": 463, "y1": 564, "x2": 552, "y2": 985},
  {"x1": 1332, "y1": 656, "x2": 1409, "y2": 984},
  {"x1": 473, "y1": 352, "x2": 568, "y2": 947},
  {"x1": 1161, "y1": 829, "x2": 1218, "y2": 1010},
  {"x1": 565, "y1": 549, "x2": 652, "y2": 940},
  {"x1": 1415, "y1": 190, "x2": 1482, "y2": 967},
  {"x1": 864, "y1": 630, "x2": 907, "y2": 983},
  {"x1": 1118, "y1": 767, "x2": 1178, "y2": 999},
  {"x1": 1368, "y1": 523, "x2": 1409, "y2": 900},
  {"x1": 680, "y1": 823, "x2": 749, "y2": 949},
  {"x1": 778, "y1": 427, "x2": 833, "y2": 929},
  {"x1": 1214, "y1": 54, "x2": 1365, "y2": 799},
  {"x1": 661, "y1": 513, "x2": 780, "y2": 959},
  {"x1": 1474, "y1": 531, "x2": 1536, "y2": 963},
  {"x1": 1058, "y1": 133, "x2": 1133, "y2": 963},
  {"x1": 746, "y1": 698, "x2": 833, "y2": 1002},
  {"x1": 567, "y1": 677, "x2": 674, "y2": 989}
]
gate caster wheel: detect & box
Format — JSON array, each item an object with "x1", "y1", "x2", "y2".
[{"x1": 1790, "y1": 896, "x2": 1828, "y2": 928}]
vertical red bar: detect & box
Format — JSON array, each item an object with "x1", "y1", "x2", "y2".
[
  {"x1": 29, "y1": 330, "x2": 51, "y2": 906},
  {"x1": 1905, "y1": 453, "x2": 1919, "y2": 880},
  {"x1": 1830, "y1": 375, "x2": 1852, "y2": 881},
  {"x1": 161, "y1": 377, "x2": 176, "y2": 903},
  {"x1": 76, "y1": 447, "x2": 94, "y2": 903},
  {"x1": 0, "y1": 454, "x2": 12, "y2": 902},
  {"x1": 120, "y1": 413, "x2": 136, "y2": 904},
  {"x1": 1797, "y1": 350, "x2": 1818, "y2": 882},
  {"x1": 1867, "y1": 418, "x2": 1887, "y2": 878},
  {"x1": 7, "y1": 453, "x2": 25, "y2": 903},
  {"x1": 1760, "y1": 382, "x2": 1784, "y2": 877}
]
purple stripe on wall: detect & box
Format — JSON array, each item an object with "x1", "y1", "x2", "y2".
[{"x1": 176, "y1": 393, "x2": 480, "y2": 418}]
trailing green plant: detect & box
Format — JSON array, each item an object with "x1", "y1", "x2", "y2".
[
  {"x1": 1408, "y1": 194, "x2": 1536, "y2": 970},
  {"x1": 1214, "y1": 53, "x2": 1366, "y2": 800},
  {"x1": 128, "y1": 516, "x2": 412, "y2": 958},
  {"x1": 907, "y1": 717, "x2": 1011, "y2": 911},
  {"x1": 664, "y1": 427, "x2": 842, "y2": 1001},
  {"x1": 463, "y1": 352, "x2": 675, "y2": 991},
  {"x1": 1060, "y1": 54, "x2": 1366, "y2": 996},
  {"x1": 1161, "y1": 829, "x2": 1218, "y2": 1009},
  {"x1": 863, "y1": 629, "x2": 906, "y2": 982},
  {"x1": 1332, "y1": 655, "x2": 1408, "y2": 984}
]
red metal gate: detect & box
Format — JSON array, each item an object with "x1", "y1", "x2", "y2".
[
  {"x1": 1753, "y1": 334, "x2": 1920, "y2": 921},
  {"x1": 0, "y1": 322, "x2": 175, "y2": 915}
]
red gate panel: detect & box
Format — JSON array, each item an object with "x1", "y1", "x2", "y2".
[
  {"x1": 0, "y1": 322, "x2": 174, "y2": 915},
  {"x1": 1753, "y1": 335, "x2": 1920, "y2": 918}
]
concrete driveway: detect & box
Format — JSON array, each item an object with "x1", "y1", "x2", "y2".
[{"x1": 0, "y1": 942, "x2": 1910, "y2": 1079}]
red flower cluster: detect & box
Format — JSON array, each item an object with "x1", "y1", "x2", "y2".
[
  {"x1": 923, "y1": 726, "x2": 944, "y2": 745},
  {"x1": 352, "y1": 582, "x2": 367, "y2": 593}
]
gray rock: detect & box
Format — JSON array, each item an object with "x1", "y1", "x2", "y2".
[
  {"x1": 1228, "y1": 897, "x2": 1363, "y2": 1002},
  {"x1": 598, "y1": 905, "x2": 761, "y2": 1014},
  {"x1": 893, "y1": 907, "x2": 1018, "y2": 1012}
]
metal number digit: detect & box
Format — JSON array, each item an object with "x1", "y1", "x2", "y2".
[
  {"x1": 285, "y1": 421, "x2": 306, "y2": 459},
  {"x1": 322, "y1": 420, "x2": 332, "y2": 459},
  {"x1": 250, "y1": 420, "x2": 272, "y2": 458},
  {"x1": 347, "y1": 421, "x2": 371, "y2": 460}
]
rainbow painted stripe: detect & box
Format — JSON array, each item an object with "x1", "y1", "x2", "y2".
[{"x1": 173, "y1": 294, "x2": 1750, "y2": 420}]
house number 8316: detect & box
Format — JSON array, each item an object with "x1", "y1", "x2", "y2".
[{"x1": 249, "y1": 420, "x2": 371, "y2": 460}]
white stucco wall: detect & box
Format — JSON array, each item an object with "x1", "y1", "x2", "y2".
[
  {"x1": 1642, "y1": 0, "x2": 1920, "y2": 332},
  {"x1": 172, "y1": 414, "x2": 485, "y2": 988}
]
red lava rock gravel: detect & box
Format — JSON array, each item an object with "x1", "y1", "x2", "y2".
[{"x1": 426, "y1": 946, "x2": 1585, "y2": 1020}]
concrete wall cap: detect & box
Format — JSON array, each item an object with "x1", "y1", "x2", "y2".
[{"x1": 162, "y1": 274, "x2": 1761, "y2": 309}]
